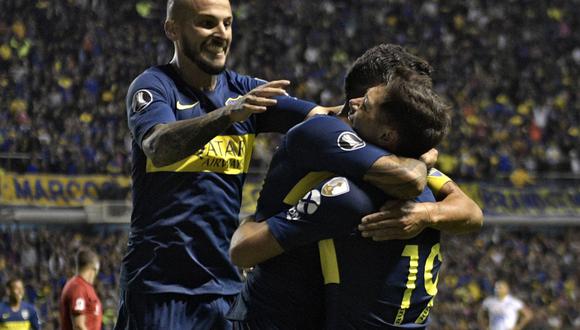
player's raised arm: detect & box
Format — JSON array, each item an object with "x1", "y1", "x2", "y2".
[{"x1": 142, "y1": 80, "x2": 289, "y2": 167}]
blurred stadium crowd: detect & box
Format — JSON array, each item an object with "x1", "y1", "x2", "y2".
[
  {"x1": 1, "y1": 0, "x2": 579, "y2": 329},
  {"x1": 1, "y1": 0, "x2": 579, "y2": 180},
  {"x1": 1, "y1": 226, "x2": 578, "y2": 329},
  {"x1": 0, "y1": 226, "x2": 125, "y2": 330}
]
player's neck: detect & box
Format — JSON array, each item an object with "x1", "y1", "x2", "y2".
[
  {"x1": 9, "y1": 299, "x2": 21, "y2": 310},
  {"x1": 171, "y1": 56, "x2": 218, "y2": 91},
  {"x1": 337, "y1": 105, "x2": 352, "y2": 126},
  {"x1": 79, "y1": 270, "x2": 95, "y2": 285}
]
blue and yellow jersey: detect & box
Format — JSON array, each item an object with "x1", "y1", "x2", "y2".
[
  {"x1": 123, "y1": 64, "x2": 317, "y2": 296},
  {"x1": 266, "y1": 169, "x2": 453, "y2": 329},
  {"x1": 227, "y1": 115, "x2": 389, "y2": 327},
  {"x1": 0, "y1": 302, "x2": 40, "y2": 330}
]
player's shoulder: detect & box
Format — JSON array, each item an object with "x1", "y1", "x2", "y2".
[
  {"x1": 506, "y1": 295, "x2": 524, "y2": 305},
  {"x1": 224, "y1": 69, "x2": 266, "y2": 93},
  {"x1": 64, "y1": 276, "x2": 85, "y2": 292},
  {"x1": 0, "y1": 301, "x2": 9, "y2": 312},
  {"x1": 20, "y1": 301, "x2": 36, "y2": 312},
  {"x1": 289, "y1": 115, "x2": 347, "y2": 136},
  {"x1": 129, "y1": 64, "x2": 174, "y2": 92}
]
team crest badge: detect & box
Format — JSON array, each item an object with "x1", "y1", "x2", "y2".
[
  {"x1": 21, "y1": 309, "x2": 29, "y2": 319},
  {"x1": 337, "y1": 132, "x2": 365, "y2": 151},
  {"x1": 321, "y1": 177, "x2": 350, "y2": 197},
  {"x1": 132, "y1": 89, "x2": 153, "y2": 113},
  {"x1": 296, "y1": 189, "x2": 321, "y2": 215}
]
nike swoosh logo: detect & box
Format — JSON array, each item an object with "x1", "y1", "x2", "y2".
[{"x1": 176, "y1": 101, "x2": 199, "y2": 110}]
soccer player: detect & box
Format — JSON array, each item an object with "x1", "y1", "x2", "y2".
[
  {"x1": 0, "y1": 278, "x2": 40, "y2": 330},
  {"x1": 60, "y1": 249, "x2": 102, "y2": 330},
  {"x1": 227, "y1": 45, "x2": 483, "y2": 328},
  {"x1": 118, "y1": 1, "x2": 428, "y2": 329},
  {"x1": 478, "y1": 280, "x2": 533, "y2": 330}
]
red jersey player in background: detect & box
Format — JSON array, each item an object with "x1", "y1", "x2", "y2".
[{"x1": 59, "y1": 249, "x2": 102, "y2": 330}]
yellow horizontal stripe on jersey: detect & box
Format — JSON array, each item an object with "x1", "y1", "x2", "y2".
[
  {"x1": 319, "y1": 239, "x2": 340, "y2": 284},
  {"x1": 427, "y1": 168, "x2": 452, "y2": 195},
  {"x1": 283, "y1": 171, "x2": 334, "y2": 205},
  {"x1": 0, "y1": 320, "x2": 32, "y2": 330},
  {"x1": 146, "y1": 134, "x2": 255, "y2": 174}
]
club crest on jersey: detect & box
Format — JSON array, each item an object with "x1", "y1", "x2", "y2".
[
  {"x1": 321, "y1": 177, "x2": 350, "y2": 197},
  {"x1": 21, "y1": 309, "x2": 29, "y2": 320},
  {"x1": 74, "y1": 298, "x2": 86, "y2": 311},
  {"x1": 225, "y1": 95, "x2": 243, "y2": 106},
  {"x1": 132, "y1": 89, "x2": 153, "y2": 113},
  {"x1": 337, "y1": 132, "x2": 365, "y2": 151},
  {"x1": 296, "y1": 189, "x2": 321, "y2": 215}
]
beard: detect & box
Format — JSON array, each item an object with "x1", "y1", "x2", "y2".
[{"x1": 183, "y1": 38, "x2": 227, "y2": 75}]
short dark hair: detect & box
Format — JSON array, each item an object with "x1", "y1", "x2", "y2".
[
  {"x1": 344, "y1": 44, "x2": 433, "y2": 101},
  {"x1": 377, "y1": 67, "x2": 451, "y2": 158},
  {"x1": 76, "y1": 249, "x2": 99, "y2": 272}
]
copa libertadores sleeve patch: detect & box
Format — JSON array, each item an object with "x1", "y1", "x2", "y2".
[
  {"x1": 337, "y1": 132, "x2": 366, "y2": 151},
  {"x1": 132, "y1": 89, "x2": 153, "y2": 113}
]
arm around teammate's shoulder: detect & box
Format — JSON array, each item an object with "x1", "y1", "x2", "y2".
[
  {"x1": 142, "y1": 80, "x2": 290, "y2": 167},
  {"x1": 363, "y1": 154, "x2": 427, "y2": 199},
  {"x1": 425, "y1": 180, "x2": 483, "y2": 234}
]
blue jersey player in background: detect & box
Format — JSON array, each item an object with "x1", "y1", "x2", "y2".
[
  {"x1": 116, "y1": 0, "x2": 348, "y2": 329},
  {"x1": 0, "y1": 278, "x2": 40, "y2": 330},
  {"x1": 227, "y1": 44, "x2": 483, "y2": 329}
]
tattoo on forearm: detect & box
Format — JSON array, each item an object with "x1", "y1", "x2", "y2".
[{"x1": 150, "y1": 107, "x2": 232, "y2": 166}]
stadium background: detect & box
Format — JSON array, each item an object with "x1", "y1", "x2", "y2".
[{"x1": 0, "y1": 0, "x2": 578, "y2": 329}]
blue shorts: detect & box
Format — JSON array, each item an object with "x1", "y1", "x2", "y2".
[{"x1": 114, "y1": 289, "x2": 234, "y2": 330}]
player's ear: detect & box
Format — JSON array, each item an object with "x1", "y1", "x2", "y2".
[
  {"x1": 379, "y1": 129, "x2": 399, "y2": 152},
  {"x1": 165, "y1": 20, "x2": 178, "y2": 41}
]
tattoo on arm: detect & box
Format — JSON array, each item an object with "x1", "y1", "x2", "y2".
[{"x1": 143, "y1": 107, "x2": 233, "y2": 167}]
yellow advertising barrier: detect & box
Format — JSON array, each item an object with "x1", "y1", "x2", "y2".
[{"x1": 0, "y1": 172, "x2": 130, "y2": 207}]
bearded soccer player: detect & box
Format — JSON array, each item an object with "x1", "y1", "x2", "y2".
[
  {"x1": 0, "y1": 278, "x2": 40, "y2": 330},
  {"x1": 117, "y1": 1, "x2": 429, "y2": 329},
  {"x1": 60, "y1": 249, "x2": 102, "y2": 330},
  {"x1": 227, "y1": 45, "x2": 483, "y2": 328}
]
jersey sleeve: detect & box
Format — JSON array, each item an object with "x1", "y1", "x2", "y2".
[
  {"x1": 126, "y1": 71, "x2": 176, "y2": 148},
  {"x1": 230, "y1": 72, "x2": 317, "y2": 133},
  {"x1": 512, "y1": 297, "x2": 524, "y2": 311},
  {"x1": 68, "y1": 286, "x2": 89, "y2": 316},
  {"x1": 286, "y1": 116, "x2": 390, "y2": 180},
  {"x1": 255, "y1": 94, "x2": 317, "y2": 133},
  {"x1": 29, "y1": 305, "x2": 41, "y2": 330},
  {"x1": 481, "y1": 297, "x2": 491, "y2": 311},
  {"x1": 267, "y1": 177, "x2": 378, "y2": 251},
  {"x1": 427, "y1": 168, "x2": 453, "y2": 196}
]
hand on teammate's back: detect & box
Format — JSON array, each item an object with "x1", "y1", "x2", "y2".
[
  {"x1": 228, "y1": 80, "x2": 290, "y2": 122},
  {"x1": 358, "y1": 200, "x2": 430, "y2": 241}
]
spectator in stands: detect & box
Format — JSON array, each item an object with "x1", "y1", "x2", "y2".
[{"x1": 0, "y1": 0, "x2": 577, "y2": 181}]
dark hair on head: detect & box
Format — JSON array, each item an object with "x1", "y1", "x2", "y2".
[
  {"x1": 76, "y1": 249, "x2": 99, "y2": 272},
  {"x1": 377, "y1": 66, "x2": 451, "y2": 158},
  {"x1": 345, "y1": 44, "x2": 433, "y2": 101}
]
